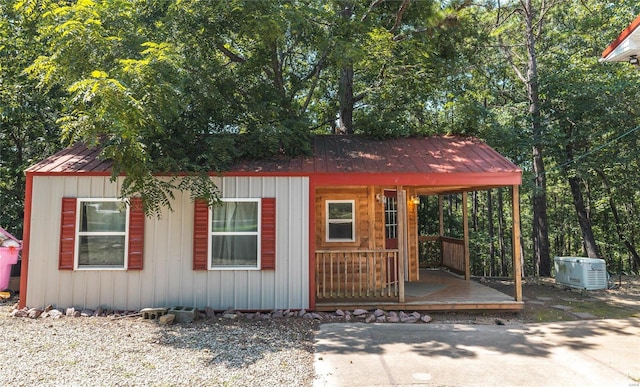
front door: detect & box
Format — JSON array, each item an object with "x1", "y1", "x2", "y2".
[{"x1": 384, "y1": 190, "x2": 398, "y2": 283}]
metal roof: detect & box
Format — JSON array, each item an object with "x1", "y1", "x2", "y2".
[
  {"x1": 26, "y1": 135, "x2": 521, "y2": 188},
  {"x1": 601, "y1": 15, "x2": 640, "y2": 63}
]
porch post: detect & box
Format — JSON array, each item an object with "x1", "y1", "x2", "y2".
[
  {"x1": 438, "y1": 195, "x2": 444, "y2": 266},
  {"x1": 397, "y1": 186, "x2": 406, "y2": 303},
  {"x1": 511, "y1": 185, "x2": 523, "y2": 302},
  {"x1": 462, "y1": 192, "x2": 470, "y2": 280}
]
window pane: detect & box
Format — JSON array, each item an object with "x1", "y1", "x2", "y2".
[
  {"x1": 328, "y1": 222, "x2": 353, "y2": 240},
  {"x1": 80, "y1": 201, "x2": 126, "y2": 232},
  {"x1": 211, "y1": 235, "x2": 258, "y2": 267},
  {"x1": 78, "y1": 235, "x2": 126, "y2": 266},
  {"x1": 212, "y1": 201, "x2": 258, "y2": 232},
  {"x1": 328, "y1": 202, "x2": 353, "y2": 220}
]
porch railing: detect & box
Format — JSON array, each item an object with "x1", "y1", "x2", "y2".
[
  {"x1": 315, "y1": 249, "x2": 399, "y2": 299},
  {"x1": 441, "y1": 237, "x2": 465, "y2": 274}
]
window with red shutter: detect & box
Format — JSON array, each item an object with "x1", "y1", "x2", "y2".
[
  {"x1": 59, "y1": 198, "x2": 144, "y2": 270},
  {"x1": 193, "y1": 198, "x2": 276, "y2": 271}
]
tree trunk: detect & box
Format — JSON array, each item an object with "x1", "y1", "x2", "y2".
[
  {"x1": 338, "y1": 64, "x2": 354, "y2": 134},
  {"x1": 566, "y1": 175, "x2": 600, "y2": 257},
  {"x1": 525, "y1": 0, "x2": 551, "y2": 276},
  {"x1": 596, "y1": 169, "x2": 640, "y2": 271},
  {"x1": 497, "y1": 188, "x2": 507, "y2": 276},
  {"x1": 487, "y1": 190, "x2": 496, "y2": 276}
]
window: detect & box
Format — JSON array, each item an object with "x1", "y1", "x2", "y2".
[
  {"x1": 210, "y1": 199, "x2": 260, "y2": 269},
  {"x1": 77, "y1": 199, "x2": 128, "y2": 269},
  {"x1": 326, "y1": 200, "x2": 355, "y2": 242}
]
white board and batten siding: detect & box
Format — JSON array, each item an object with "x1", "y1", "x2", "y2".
[{"x1": 26, "y1": 175, "x2": 310, "y2": 311}]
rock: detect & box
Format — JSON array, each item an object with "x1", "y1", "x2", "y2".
[
  {"x1": 335, "y1": 309, "x2": 345, "y2": 317},
  {"x1": 421, "y1": 315, "x2": 432, "y2": 323},
  {"x1": 44, "y1": 305, "x2": 53, "y2": 312},
  {"x1": 401, "y1": 316, "x2": 418, "y2": 323},
  {"x1": 66, "y1": 307, "x2": 75, "y2": 317},
  {"x1": 302, "y1": 313, "x2": 312, "y2": 319},
  {"x1": 365, "y1": 315, "x2": 376, "y2": 323},
  {"x1": 311, "y1": 313, "x2": 323, "y2": 320},
  {"x1": 12, "y1": 303, "x2": 19, "y2": 310},
  {"x1": 272, "y1": 310, "x2": 284, "y2": 318},
  {"x1": 376, "y1": 316, "x2": 387, "y2": 323},
  {"x1": 399, "y1": 311, "x2": 408, "y2": 319},
  {"x1": 388, "y1": 311, "x2": 398, "y2": 318},
  {"x1": 495, "y1": 318, "x2": 506, "y2": 325},
  {"x1": 27, "y1": 308, "x2": 42, "y2": 319},
  {"x1": 286, "y1": 312, "x2": 295, "y2": 318},
  {"x1": 353, "y1": 309, "x2": 368, "y2": 316},
  {"x1": 205, "y1": 307, "x2": 216, "y2": 318},
  {"x1": 10, "y1": 309, "x2": 27, "y2": 318},
  {"x1": 387, "y1": 316, "x2": 399, "y2": 323},
  {"x1": 373, "y1": 309, "x2": 385, "y2": 317},
  {"x1": 345, "y1": 314, "x2": 352, "y2": 321},
  {"x1": 95, "y1": 307, "x2": 104, "y2": 317},
  {"x1": 159, "y1": 314, "x2": 175, "y2": 325},
  {"x1": 49, "y1": 309, "x2": 63, "y2": 319},
  {"x1": 298, "y1": 309, "x2": 307, "y2": 317},
  {"x1": 223, "y1": 313, "x2": 237, "y2": 320},
  {"x1": 40, "y1": 312, "x2": 49, "y2": 319},
  {"x1": 411, "y1": 312, "x2": 421, "y2": 319},
  {"x1": 73, "y1": 310, "x2": 81, "y2": 318},
  {"x1": 81, "y1": 309, "x2": 94, "y2": 317}
]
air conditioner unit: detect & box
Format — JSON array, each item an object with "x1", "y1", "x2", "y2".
[{"x1": 554, "y1": 257, "x2": 607, "y2": 290}]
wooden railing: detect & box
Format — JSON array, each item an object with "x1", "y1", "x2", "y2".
[
  {"x1": 315, "y1": 250, "x2": 399, "y2": 299},
  {"x1": 441, "y1": 237, "x2": 465, "y2": 274}
]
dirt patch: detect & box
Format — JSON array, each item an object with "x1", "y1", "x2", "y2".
[{"x1": 475, "y1": 275, "x2": 640, "y2": 324}]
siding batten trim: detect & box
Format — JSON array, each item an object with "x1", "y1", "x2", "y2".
[{"x1": 127, "y1": 198, "x2": 144, "y2": 270}]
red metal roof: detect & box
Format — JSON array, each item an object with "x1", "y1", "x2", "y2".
[
  {"x1": 601, "y1": 14, "x2": 640, "y2": 62},
  {"x1": 26, "y1": 135, "x2": 521, "y2": 188}
]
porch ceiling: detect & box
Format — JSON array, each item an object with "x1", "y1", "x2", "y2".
[{"x1": 601, "y1": 14, "x2": 640, "y2": 63}]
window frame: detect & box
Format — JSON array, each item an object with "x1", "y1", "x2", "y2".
[
  {"x1": 208, "y1": 198, "x2": 262, "y2": 270},
  {"x1": 325, "y1": 200, "x2": 356, "y2": 242},
  {"x1": 74, "y1": 198, "x2": 130, "y2": 270}
]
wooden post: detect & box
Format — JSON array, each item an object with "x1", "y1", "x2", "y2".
[
  {"x1": 511, "y1": 185, "x2": 523, "y2": 302},
  {"x1": 462, "y1": 192, "x2": 470, "y2": 280},
  {"x1": 438, "y1": 194, "x2": 444, "y2": 266},
  {"x1": 397, "y1": 186, "x2": 406, "y2": 303}
]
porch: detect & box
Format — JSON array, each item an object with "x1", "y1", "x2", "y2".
[{"x1": 315, "y1": 268, "x2": 524, "y2": 312}]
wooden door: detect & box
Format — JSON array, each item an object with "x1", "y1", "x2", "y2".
[{"x1": 384, "y1": 190, "x2": 398, "y2": 283}]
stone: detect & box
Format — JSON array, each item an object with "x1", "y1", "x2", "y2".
[
  {"x1": 536, "y1": 296, "x2": 553, "y2": 301},
  {"x1": 495, "y1": 318, "x2": 506, "y2": 325},
  {"x1": 66, "y1": 307, "x2": 75, "y2": 317},
  {"x1": 298, "y1": 309, "x2": 307, "y2": 317},
  {"x1": 527, "y1": 301, "x2": 546, "y2": 306},
  {"x1": 421, "y1": 315, "x2": 432, "y2": 323},
  {"x1": 411, "y1": 312, "x2": 421, "y2": 319},
  {"x1": 73, "y1": 311, "x2": 81, "y2": 318},
  {"x1": 223, "y1": 313, "x2": 237, "y2": 320},
  {"x1": 302, "y1": 313, "x2": 312, "y2": 319},
  {"x1": 81, "y1": 309, "x2": 94, "y2": 317},
  {"x1": 401, "y1": 316, "x2": 418, "y2": 323},
  {"x1": 345, "y1": 314, "x2": 352, "y2": 321},
  {"x1": 376, "y1": 316, "x2": 387, "y2": 323},
  {"x1": 49, "y1": 309, "x2": 63, "y2": 319},
  {"x1": 40, "y1": 312, "x2": 49, "y2": 319},
  {"x1": 205, "y1": 307, "x2": 216, "y2": 318},
  {"x1": 399, "y1": 311, "x2": 408, "y2": 319},
  {"x1": 44, "y1": 305, "x2": 53, "y2": 312},
  {"x1": 10, "y1": 309, "x2": 27, "y2": 318},
  {"x1": 335, "y1": 309, "x2": 345, "y2": 317},
  {"x1": 159, "y1": 314, "x2": 175, "y2": 325},
  {"x1": 365, "y1": 315, "x2": 376, "y2": 323},
  {"x1": 373, "y1": 309, "x2": 385, "y2": 317},
  {"x1": 286, "y1": 312, "x2": 295, "y2": 318},
  {"x1": 27, "y1": 308, "x2": 42, "y2": 319},
  {"x1": 388, "y1": 311, "x2": 398, "y2": 318},
  {"x1": 311, "y1": 313, "x2": 323, "y2": 320},
  {"x1": 571, "y1": 312, "x2": 597, "y2": 319},
  {"x1": 272, "y1": 310, "x2": 284, "y2": 318},
  {"x1": 95, "y1": 307, "x2": 104, "y2": 317},
  {"x1": 353, "y1": 309, "x2": 368, "y2": 316},
  {"x1": 387, "y1": 316, "x2": 399, "y2": 323}
]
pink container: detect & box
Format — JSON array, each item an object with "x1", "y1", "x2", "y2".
[{"x1": 0, "y1": 246, "x2": 20, "y2": 290}]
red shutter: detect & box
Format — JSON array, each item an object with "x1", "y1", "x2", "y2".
[
  {"x1": 59, "y1": 198, "x2": 77, "y2": 270},
  {"x1": 193, "y1": 199, "x2": 209, "y2": 270},
  {"x1": 127, "y1": 198, "x2": 145, "y2": 270},
  {"x1": 261, "y1": 198, "x2": 276, "y2": 270}
]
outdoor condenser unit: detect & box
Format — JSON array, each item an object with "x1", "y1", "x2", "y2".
[{"x1": 554, "y1": 257, "x2": 607, "y2": 290}]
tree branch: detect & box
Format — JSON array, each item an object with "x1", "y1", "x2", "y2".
[
  {"x1": 389, "y1": 0, "x2": 410, "y2": 34},
  {"x1": 361, "y1": 0, "x2": 386, "y2": 22},
  {"x1": 215, "y1": 43, "x2": 246, "y2": 63}
]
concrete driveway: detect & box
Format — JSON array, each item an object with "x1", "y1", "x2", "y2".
[{"x1": 314, "y1": 318, "x2": 640, "y2": 386}]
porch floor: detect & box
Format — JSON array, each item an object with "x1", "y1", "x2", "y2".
[{"x1": 315, "y1": 269, "x2": 524, "y2": 312}]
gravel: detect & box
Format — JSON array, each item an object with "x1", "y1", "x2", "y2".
[{"x1": 0, "y1": 304, "x2": 317, "y2": 386}]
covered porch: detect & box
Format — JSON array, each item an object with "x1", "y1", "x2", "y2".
[{"x1": 307, "y1": 136, "x2": 523, "y2": 312}]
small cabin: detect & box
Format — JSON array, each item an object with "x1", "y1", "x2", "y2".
[{"x1": 20, "y1": 135, "x2": 523, "y2": 311}]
